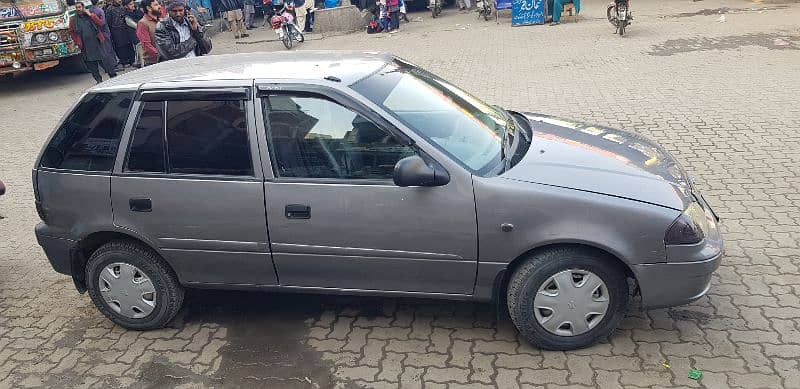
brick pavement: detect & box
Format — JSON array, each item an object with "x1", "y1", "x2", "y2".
[{"x1": 1, "y1": 0, "x2": 799, "y2": 387}]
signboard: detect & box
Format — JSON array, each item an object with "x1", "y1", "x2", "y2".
[
  {"x1": 495, "y1": 0, "x2": 511, "y2": 11},
  {"x1": 511, "y1": 0, "x2": 545, "y2": 26}
]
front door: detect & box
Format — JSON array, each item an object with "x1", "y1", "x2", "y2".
[
  {"x1": 260, "y1": 92, "x2": 477, "y2": 294},
  {"x1": 112, "y1": 95, "x2": 277, "y2": 286}
]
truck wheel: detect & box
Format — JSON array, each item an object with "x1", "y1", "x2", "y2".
[
  {"x1": 506, "y1": 247, "x2": 629, "y2": 350},
  {"x1": 85, "y1": 241, "x2": 184, "y2": 330},
  {"x1": 56, "y1": 54, "x2": 88, "y2": 74}
]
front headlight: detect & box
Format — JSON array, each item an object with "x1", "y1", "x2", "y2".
[
  {"x1": 34, "y1": 33, "x2": 48, "y2": 44},
  {"x1": 49, "y1": 32, "x2": 60, "y2": 42},
  {"x1": 665, "y1": 202, "x2": 709, "y2": 245}
]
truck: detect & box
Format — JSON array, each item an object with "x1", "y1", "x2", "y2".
[{"x1": 0, "y1": 0, "x2": 85, "y2": 76}]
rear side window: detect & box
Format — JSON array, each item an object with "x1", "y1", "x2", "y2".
[
  {"x1": 40, "y1": 92, "x2": 133, "y2": 172},
  {"x1": 124, "y1": 99, "x2": 253, "y2": 176},
  {"x1": 166, "y1": 100, "x2": 253, "y2": 176},
  {"x1": 126, "y1": 102, "x2": 166, "y2": 173}
]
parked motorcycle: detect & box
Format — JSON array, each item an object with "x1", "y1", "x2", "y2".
[
  {"x1": 271, "y1": 3, "x2": 304, "y2": 49},
  {"x1": 476, "y1": 0, "x2": 491, "y2": 21},
  {"x1": 607, "y1": 0, "x2": 630, "y2": 36},
  {"x1": 429, "y1": 0, "x2": 442, "y2": 18}
]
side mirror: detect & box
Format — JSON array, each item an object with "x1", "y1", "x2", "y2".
[{"x1": 393, "y1": 156, "x2": 450, "y2": 187}]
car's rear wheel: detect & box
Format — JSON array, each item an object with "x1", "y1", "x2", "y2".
[
  {"x1": 86, "y1": 241, "x2": 184, "y2": 330},
  {"x1": 507, "y1": 247, "x2": 629, "y2": 350}
]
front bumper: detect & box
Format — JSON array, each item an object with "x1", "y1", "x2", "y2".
[
  {"x1": 35, "y1": 223, "x2": 76, "y2": 275},
  {"x1": 632, "y1": 251, "x2": 722, "y2": 309}
]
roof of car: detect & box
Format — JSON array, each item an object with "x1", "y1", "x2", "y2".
[{"x1": 94, "y1": 51, "x2": 394, "y2": 91}]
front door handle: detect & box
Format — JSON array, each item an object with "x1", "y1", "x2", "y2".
[
  {"x1": 285, "y1": 204, "x2": 310, "y2": 219},
  {"x1": 130, "y1": 198, "x2": 152, "y2": 212}
]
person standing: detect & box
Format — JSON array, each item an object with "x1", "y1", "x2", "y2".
[
  {"x1": 69, "y1": 0, "x2": 118, "y2": 83},
  {"x1": 243, "y1": 0, "x2": 255, "y2": 29},
  {"x1": 136, "y1": 0, "x2": 161, "y2": 66},
  {"x1": 219, "y1": 0, "x2": 247, "y2": 39},
  {"x1": 107, "y1": 0, "x2": 135, "y2": 67},
  {"x1": 85, "y1": 0, "x2": 118, "y2": 66},
  {"x1": 385, "y1": 0, "x2": 399, "y2": 32},
  {"x1": 294, "y1": 0, "x2": 312, "y2": 33},
  {"x1": 154, "y1": 0, "x2": 212, "y2": 60},
  {"x1": 549, "y1": 0, "x2": 580, "y2": 25},
  {"x1": 123, "y1": 0, "x2": 143, "y2": 66}
]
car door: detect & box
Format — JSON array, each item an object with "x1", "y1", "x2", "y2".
[
  {"x1": 111, "y1": 88, "x2": 278, "y2": 286},
  {"x1": 258, "y1": 88, "x2": 478, "y2": 295}
]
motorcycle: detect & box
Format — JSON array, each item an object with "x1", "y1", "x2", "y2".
[
  {"x1": 429, "y1": 0, "x2": 442, "y2": 18},
  {"x1": 607, "y1": 0, "x2": 630, "y2": 36},
  {"x1": 476, "y1": 0, "x2": 491, "y2": 21},
  {"x1": 271, "y1": 3, "x2": 304, "y2": 49}
]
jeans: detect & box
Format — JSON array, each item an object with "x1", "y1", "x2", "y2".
[{"x1": 389, "y1": 10, "x2": 399, "y2": 30}]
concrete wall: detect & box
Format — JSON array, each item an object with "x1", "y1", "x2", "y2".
[{"x1": 313, "y1": 5, "x2": 371, "y2": 34}]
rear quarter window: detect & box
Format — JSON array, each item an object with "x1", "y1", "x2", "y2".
[{"x1": 40, "y1": 92, "x2": 134, "y2": 172}]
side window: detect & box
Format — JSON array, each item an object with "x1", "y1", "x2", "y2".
[
  {"x1": 40, "y1": 92, "x2": 133, "y2": 171},
  {"x1": 166, "y1": 100, "x2": 253, "y2": 176},
  {"x1": 263, "y1": 94, "x2": 416, "y2": 179},
  {"x1": 126, "y1": 102, "x2": 166, "y2": 173}
]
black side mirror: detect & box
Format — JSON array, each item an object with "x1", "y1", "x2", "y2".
[{"x1": 393, "y1": 156, "x2": 450, "y2": 187}]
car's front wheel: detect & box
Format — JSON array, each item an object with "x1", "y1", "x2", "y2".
[
  {"x1": 86, "y1": 241, "x2": 184, "y2": 330},
  {"x1": 507, "y1": 247, "x2": 629, "y2": 350}
]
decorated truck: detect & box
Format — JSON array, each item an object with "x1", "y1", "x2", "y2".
[{"x1": 0, "y1": 0, "x2": 84, "y2": 76}]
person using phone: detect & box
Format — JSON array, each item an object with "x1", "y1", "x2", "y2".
[{"x1": 154, "y1": 0, "x2": 212, "y2": 60}]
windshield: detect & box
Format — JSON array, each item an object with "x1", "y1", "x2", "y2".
[
  {"x1": 0, "y1": 0, "x2": 65, "y2": 21},
  {"x1": 352, "y1": 60, "x2": 510, "y2": 175}
]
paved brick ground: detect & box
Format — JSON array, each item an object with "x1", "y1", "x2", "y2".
[{"x1": 1, "y1": 0, "x2": 799, "y2": 387}]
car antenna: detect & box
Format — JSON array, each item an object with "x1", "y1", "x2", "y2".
[{"x1": 324, "y1": 76, "x2": 341, "y2": 82}]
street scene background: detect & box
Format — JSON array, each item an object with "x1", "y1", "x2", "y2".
[{"x1": 1, "y1": 0, "x2": 800, "y2": 387}]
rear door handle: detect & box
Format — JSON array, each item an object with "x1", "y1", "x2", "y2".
[
  {"x1": 285, "y1": 204, "x2": 310, "y2": 219},
  {"x1": 130, "y1": 198, "x2": 152, "y2": 212}
]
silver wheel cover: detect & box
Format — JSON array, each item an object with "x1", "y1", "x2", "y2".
[
  {"x1": 98, "y1": 262, "x2": 157, "y2": 319},
  {"x1": 533, "y1": 269, "x2": 610, "y2": 336}
]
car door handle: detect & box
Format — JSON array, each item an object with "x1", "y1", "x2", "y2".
[
  {"x1": 130, "y1": 198, "x2": 152, "y2": 212},
  {"x1": 285, "y1": 204, "x2": 310, "y2": 219}
]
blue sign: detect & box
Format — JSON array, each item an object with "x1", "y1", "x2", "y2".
[
  {"x1": 511, "y1": 0, "x2": 545, "y2": 26},
  {"x1": 495, "y1": 0, "x2": 512, "y2": 11}
]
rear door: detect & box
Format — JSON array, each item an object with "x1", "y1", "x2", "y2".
[{"x1": 111, "y1": 87, "x2": 278, "y2": 286}]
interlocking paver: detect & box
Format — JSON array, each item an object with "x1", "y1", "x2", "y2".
[{"x1": 2, "y1": 0, "x2": 800, "y2": 387}]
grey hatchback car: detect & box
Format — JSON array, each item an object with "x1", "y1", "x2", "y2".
[{"x1": 34, "y1": 51, "x2": 722, "y2": 350}]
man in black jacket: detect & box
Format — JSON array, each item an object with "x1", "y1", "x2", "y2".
[
  {"x1": 107, "y1": 0, "x2": 135, "y2": 66},
  {"x1": 154, "y1": 0, "x2": 211, "y2": 60}
]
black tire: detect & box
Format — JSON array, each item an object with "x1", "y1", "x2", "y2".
[
  {"x1": 506, "y1": 247, "x2": 629, "y2": 350},
  {"x1": 483, "y1": 7, "x2": 490, "y2": 21},
  {"x1": 85, "y1": 241, "x2": 184, "y2": 330},
  {"x1": 432, "y1": 5, "x2": 438, "y2": 18},
  {"x1": 282, "y1": 27, "x2": 293, "y2": 49},
  {"x1": 619, "y1": 22, "x2": 625, "y2": 36}
]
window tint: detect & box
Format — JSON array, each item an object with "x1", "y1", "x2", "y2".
[
  {"x1": 126, "y1": 102, "x2": 166, "y2": 173},
  {"x1": 264, "y1": 95, "x2": 416, "y2": 179},
  {"x1": 166, "y1": 100, "x2": 253, "y2": 176},
  {"x1": 40, "y1": 92, "x2": 133, "y2": 171}
]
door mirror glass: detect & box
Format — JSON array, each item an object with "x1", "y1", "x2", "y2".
[{"x1": 393, "y1": 156, "x2": 449, "y2": 187}]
